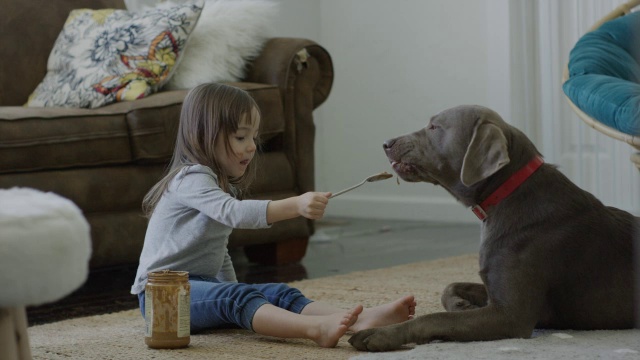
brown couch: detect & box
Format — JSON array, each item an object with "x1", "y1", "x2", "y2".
[{"x1": 0, "y1": 0, "x2": 333, "y2": 269}]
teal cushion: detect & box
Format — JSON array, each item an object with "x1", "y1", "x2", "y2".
[{"x1": 563, "y1": 11, "x2": 640, "y2": 136}]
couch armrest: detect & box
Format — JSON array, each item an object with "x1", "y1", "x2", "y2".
[
  {"x1": 244, "y1": 38, "x2": 334, "y2": 195},
  {"x1": 244, "y1": 38, "x2": 333, "y2": 109}
]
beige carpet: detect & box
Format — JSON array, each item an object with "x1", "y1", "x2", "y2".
[
  {"x1": 27, "y1": 254, "x2": 640, "y2": 359},
  {"x1": 27, "y1": 254, "x2": 480, "y2": 359}
]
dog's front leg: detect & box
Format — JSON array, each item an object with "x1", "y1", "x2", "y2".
[{"x1": 349, "y1": 305, "x2": 536, "y2": 352}]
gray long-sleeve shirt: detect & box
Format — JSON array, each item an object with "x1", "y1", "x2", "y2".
[{"x1": 131, "y1": 164, "x2": 270, "y2": 295}]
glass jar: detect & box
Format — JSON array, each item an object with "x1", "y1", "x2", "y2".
[{"x1": 144, "y1": 270, "x2": 190, "y2": 349}]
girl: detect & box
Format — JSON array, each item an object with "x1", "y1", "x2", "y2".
[{"x1": 131, "y1": 83, "x2": 416, "y2": 348}]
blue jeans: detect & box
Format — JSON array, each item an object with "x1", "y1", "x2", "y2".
[{"x1": 138, "y1": 276, "x2": 313, "y2": 333}]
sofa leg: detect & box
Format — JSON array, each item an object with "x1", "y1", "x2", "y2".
[{"x1": 244, "y1": 237, "x2": 309, "y2": 265}]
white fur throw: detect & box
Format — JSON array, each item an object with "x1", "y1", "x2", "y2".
[
  {"x1": 125, "y1": 0, "x2": 278, "y2": 89},
  {"x1": 0, "y1": 188, "x2": 91, "y2": 307}
]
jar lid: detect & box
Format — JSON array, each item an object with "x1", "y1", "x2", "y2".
[{"x1": 147, "y1": 269, "x2": 189, "y2": 281}]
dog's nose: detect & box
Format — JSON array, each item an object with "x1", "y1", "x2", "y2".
[{"x1": 383, "y1": 139, "x2": 396, "y2": 151}]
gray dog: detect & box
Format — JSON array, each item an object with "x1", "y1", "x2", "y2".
[{"x1": 349, "y1": 105, "x2": 638, "y2": 352}]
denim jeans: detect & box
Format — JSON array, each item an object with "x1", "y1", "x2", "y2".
[{"x1": 138, "y1": 276, "x2": 313, "y2": 332}]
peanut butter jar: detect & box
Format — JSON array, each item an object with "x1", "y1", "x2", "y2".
[{"x1": 145, "y1": 270, "x2": 191, "y2": 349}]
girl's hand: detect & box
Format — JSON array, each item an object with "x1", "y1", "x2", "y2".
[
  {"x1": 266, "y1": 192, "x2": 332, "y2": 224},
  {"x1": 296, "y1": 192, "x2": 332, "y2": 219}
]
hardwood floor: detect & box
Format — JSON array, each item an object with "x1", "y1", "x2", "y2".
[{"x1": 26, "y1": 217, "x2": 480, "y2": 326}]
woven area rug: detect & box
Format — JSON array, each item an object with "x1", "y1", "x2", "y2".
[{"x1": 27, "y1": 254, "x2": 640, "y2": 360}]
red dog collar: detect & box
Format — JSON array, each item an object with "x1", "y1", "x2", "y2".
[{"x1": 471, "y1": 156, "x2": 544, "y2": 221}]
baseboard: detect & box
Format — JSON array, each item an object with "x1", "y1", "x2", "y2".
[{"x1": 326, "y1": 194, "x2": 477, "y2": 223}]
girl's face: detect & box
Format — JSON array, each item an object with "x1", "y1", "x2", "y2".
[{"x1": 215, "y1": 108, "x2": 260, "y2": 179}]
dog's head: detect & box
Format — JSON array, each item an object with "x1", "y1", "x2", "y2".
[{"x1": 384, "y1": 105, "x2": 534, "y2": 199}]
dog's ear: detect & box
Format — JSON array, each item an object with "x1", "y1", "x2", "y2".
[{"x1": 460, "y1": 122, "x2": 510, "y2": 186}]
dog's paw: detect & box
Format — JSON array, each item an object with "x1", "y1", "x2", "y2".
[
  {"x1": 442, "y1": 295, "x2": 481, "y2": 312},
  {"x1": 451, "y1": 299, "x2": 479, "y2": 311},
  {"x1": 348, "y1": 327, "x2": 404, "y2": 352}
]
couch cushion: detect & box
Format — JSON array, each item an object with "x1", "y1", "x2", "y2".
[
  {"x1": 0, "y1": 108, "x2": 132, "y2": 174},
  {"x1": 563, "y1": 11, "x2": 640, "y2": 136},
  {"x1": 125, "y1": 91, "x2": 187, "y2": 162},
  {"x1": 0, "y1": 83, "x2": 284, "y2": 174},
  {"x1": 127, "y1": 83, "x2": 285, "y2": 161}
]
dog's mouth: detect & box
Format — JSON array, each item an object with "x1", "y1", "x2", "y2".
[
  {"x1": 390, "y1": 160, "x2": 422, "y2": 183},
  {"x1": 390, "y1": 160, "x2": 440, "y2": 185},
  {"x1": 391, "y1": 160, "x2": 416, "y2": 174},
  {"x1": 385, "y1": 143, "x2": 440, "y2": 185}
]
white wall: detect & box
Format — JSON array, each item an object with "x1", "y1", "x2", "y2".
[
  {"x1": 270, "y1": 0, "x2": 321, "y2": 41},
  {"x1": 272, "y1": 0, "x2": 639, "y2": 222},
  {"x1": 273, "y1": 0, "x2": 511, "y2": 223}
]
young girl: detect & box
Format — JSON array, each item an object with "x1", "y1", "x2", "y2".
[{"x1": 130, "y1": 83, "x2": 416, "y2": 348}]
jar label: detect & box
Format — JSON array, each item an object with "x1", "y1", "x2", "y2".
[
  {"x1": 145, "y1": 291, "x2": 153, "y2": 337},
  {"x1": 178, "y1": 287, "x2": 190, "y2": 338}
]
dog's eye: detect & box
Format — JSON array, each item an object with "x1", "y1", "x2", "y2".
[{"x1": 428, "y1": 124, "x2": 439, "y2": 130}]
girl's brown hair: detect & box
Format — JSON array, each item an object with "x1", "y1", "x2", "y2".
[{"x1": 142, "y1": 83, "x2": 260, "y2": 218}]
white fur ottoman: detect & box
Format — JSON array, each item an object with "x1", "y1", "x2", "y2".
[{"x1": 0, "y1": 187, "x2": 91, "y2": 360}]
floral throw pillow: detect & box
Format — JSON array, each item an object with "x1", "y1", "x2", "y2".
[{"x1": 26, "y1": 1, "x2": 203, "y2": 109}]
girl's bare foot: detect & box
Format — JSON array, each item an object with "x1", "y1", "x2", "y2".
[
  {"x1": 350, "y1": 295, "x2": 416, "y2": 333},
  {"x1": 311, "y1": 305, "x2": 363, "y2": 347}
]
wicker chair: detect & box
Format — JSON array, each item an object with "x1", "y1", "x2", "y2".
[{"x1": 562, "y1": 0, "x2": 640, "y2": 170}]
